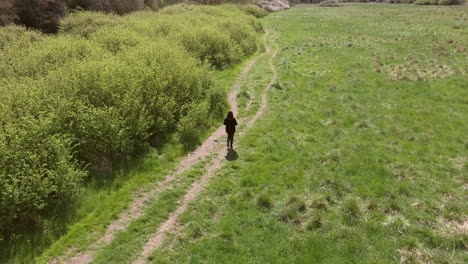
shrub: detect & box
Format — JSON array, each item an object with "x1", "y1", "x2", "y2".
[
  {"x1": 0, "y1": 116, "x2": 86, "y2": 231},
  {"x1": 320, "y1": 0, "x2": 343, "y2": 6},
  {"x1": 175, "y1": 26, "x2": 238, "y2": 68},
  {"x1": 221, "y1": 19, "x2": 258, "y2": 56},
  {"x1": 0, "y1": 35, "x2": 107, "y2": 81},
  {"x1": 438, "y1": 0, "x2": 459, "y2": 4},
  {"x1": 177, "y1": 102, "x2": 210, "y2": 146},
  {"x1": 89, "y1": 25, "x2": 147, "y2": 53},
  {"x1": 0, "y1": 25, "x2": 42, "y2": 50},
  {"x1": 36, "y1": 39, "x2": 213, "y2": 165},
  {"x1": 206, "y1": 81, "x2": 228, "y2": 120},
  {"x1": 59, "y1": 11, "x2": 122, "y2": 37},
  {"x1": 240, "y1": 4, "x2": 269, "y2": 18},
  {"x1": 118, "y1": 40, "x2": 213, "y2": 133},
  {"x1": 125, "y1": 4, "x2": 260, "y2": 68}
]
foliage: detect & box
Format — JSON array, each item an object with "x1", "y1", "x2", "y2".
[
  {"x1": 0, "y1": 35, "x2": 107, "y2": 81},
  {"x1": 0, "y1": 24, "x2": 42, "y2": 50},
  {"x1": 126, "y1": 4, "x2": 261, "y2": 68},
  {"x1": 0, "y1": 4, "x2": 260, "y2": 233},
  {"x1": 240, "y1": 4, "x2": 269, "y2": 18},
  {"x1": 59, "y1": 11, "x2": 122, "y2": 37},
  {"x1": 0, "y1": 117, "x2": 86, "y2": 230}
]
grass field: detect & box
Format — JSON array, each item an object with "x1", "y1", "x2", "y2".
[
  {"x1": 146, "y1": 4, "x2": 467, "y2": 263},
  {"x1": 2, "y1": 3, "x2": 467, "y2": 264}
]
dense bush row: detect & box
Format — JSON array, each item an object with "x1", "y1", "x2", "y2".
[
  {"x1": 239, "y1": 4, "x2": 269, "y2": 17},
  {"x1": 0, "y1": 0, "x2": 264, "y2": 33},
  {"x1": 0, "y1": 4, "x2": 262, "y2": 230}
]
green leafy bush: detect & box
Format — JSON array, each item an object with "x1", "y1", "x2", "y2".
[
  {"x1": 0, "y1": 25, "x2": 42, "y2": 50},
  {"x1": 0, "y1": 116, "x2": 86, "y2": 230},
  {"x1": 89, "y1": 25, "x2": 148, "y2": 54},
  {"x1": 177, "y1": 102, "x2": 210, "y2": 146},
  {"x1": 126, "y1": 4, "x2": 261, "y2": 68},
  {"x1": 0, "y1": 35, "x2": 107, "y2": 81},
  {"x1": 59, "y1": 11, "x2": 122, "y2": 37},
  {"x1": 240, "y1": 4, "x2": 269, "y2": 18}
]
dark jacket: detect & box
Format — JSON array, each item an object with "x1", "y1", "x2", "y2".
[{"x1": 224, "y1": 117, "x2": 237, "y2": 134}]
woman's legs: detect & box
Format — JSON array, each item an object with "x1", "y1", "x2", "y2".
[
  {"x1": 229, "y1": 132, "x2": 234, "y2": 148},
  {"x1": 227, "y1": 132, "x2": 234, "y2": 148}
]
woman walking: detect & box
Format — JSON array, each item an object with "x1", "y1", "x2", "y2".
[{"x1": 223, "y1": 111, "x2": 237, "y2": 149}]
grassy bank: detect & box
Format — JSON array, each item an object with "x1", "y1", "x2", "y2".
[{"x1": 148, "y1": 4, "x2": 467, "y2": 263}]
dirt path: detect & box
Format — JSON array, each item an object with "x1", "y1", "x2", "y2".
[
  {"x1": 55, "y1": 32, "x2": 272, "y2": 264},
  {"x1": 133, "y1": 32, "x2": 278, "y2": 264}
]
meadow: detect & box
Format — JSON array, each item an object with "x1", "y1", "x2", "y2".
[
  {"x1": 146, "y1": 4, "x2": 467, "y2": 263},
  {"x1": 1, "y1": 3, "x2": 467, "y2": 264}
]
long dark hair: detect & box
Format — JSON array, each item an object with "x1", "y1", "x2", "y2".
[{"x1": 226, "y1": 111, "x2": 234, "y2": 119}]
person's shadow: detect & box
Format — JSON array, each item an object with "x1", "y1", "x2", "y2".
[{"x1": 225, "y1": 148, "x2": 238, "y2": 161}]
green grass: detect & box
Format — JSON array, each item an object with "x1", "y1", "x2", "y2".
[
  {"x1": 90, "y1": 158, "x2": 211, "y2": 264},
  {"x1": 146, "y1": 4, "x2": 467, "y2": 263}
]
